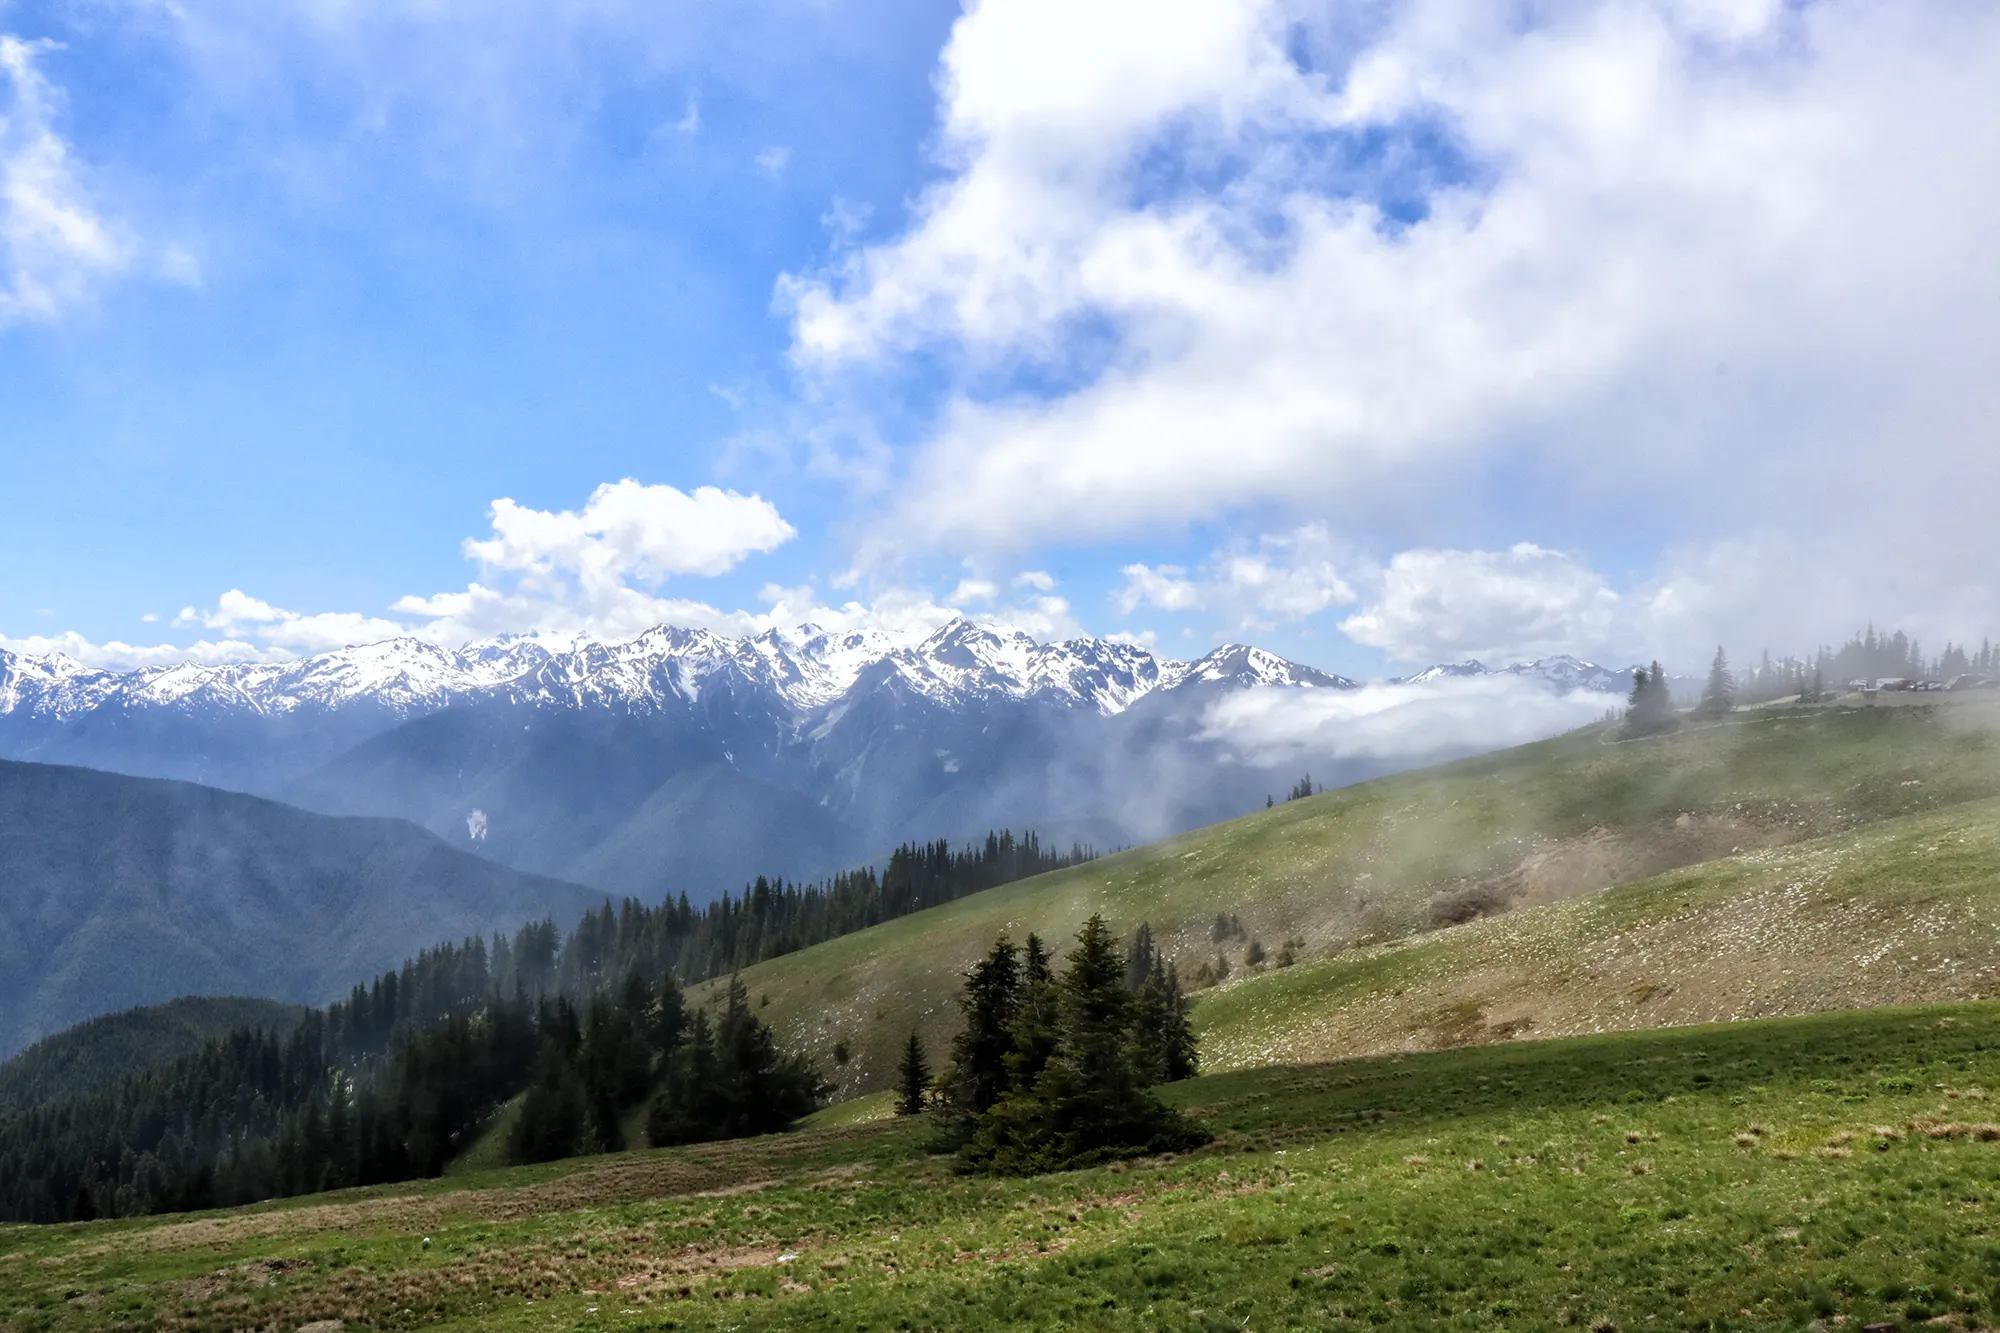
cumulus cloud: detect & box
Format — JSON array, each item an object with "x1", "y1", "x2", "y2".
[
  {"x1": 1341, "y1": 544, "x2": 1621, "y2": 666},
  {"x1": 1200, "y1": 675, "x2": 1624, "y2": 769},
  {"x1": 2, "y1": 478, "x2": 1087, "y2": 668},
  {"x1": 1115, "y1": 525, "x2": 1356, "y2": 630},
  {"x1": 789, "y1": 0, "x2": 2000, "y2": 652},
  {"x1": 464, "y1": 480, "x2": 794, "y2": 584},
  {"x1": 0, "y1": 36, "x2": 128, "y2": 323}
]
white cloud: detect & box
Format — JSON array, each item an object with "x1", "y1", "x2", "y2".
[
  {"x1": 755, "y1": 146, "x2": 790, "y2": 178},
  {"x1": 1114, "y1": 525, "x2": 1356, "y2": 629},
  {"x1": 1116, "y1": 563, "x2": 1200, "y2": 615},
  {"x1": 949, "y1": 578, "x2": 999, "y2": 603},
  {"x1": 1200, "y1": 675, "x2": 1623, "y2": 769},
  {"x1": 4, "y1": 476, "x2": 1089, "y2": 667},
  {"x1": 785, "y1": 0, "x2": 2000, "y2": 654},
  {"x1": 0, "y1": 36, "x2": 128, "y2": 324},
  {"x1": 465, "y1": 480, "x2": 793, "y2": 584},
  {"x1": 0, "y1": 629, "x2": 268, "y2": 670},
  {"x1": 1340, "y1": 544, "x2": 1619, "y2": 666},
  {"x1": 1013, "y1": 569, "x2": 1056, "y2": 592}
]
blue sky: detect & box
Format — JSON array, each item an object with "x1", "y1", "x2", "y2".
[{"x1": 2, "y1": 0, "x2": 1997, "y2": 678}]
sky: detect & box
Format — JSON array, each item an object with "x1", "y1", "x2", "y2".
[{"x1": 1, "y1": 0, "x2": 1996, "y2": 680}]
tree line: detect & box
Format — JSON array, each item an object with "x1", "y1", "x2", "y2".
[
  {"x1": 0, "y1": 828, "x2": 1084, "y2": 1224},
  {"x1": 1625, "y1": 624, "x2": 2000, "y2": 737}
]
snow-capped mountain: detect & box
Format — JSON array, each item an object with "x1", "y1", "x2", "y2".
[
  {"x1": 1400, "y1": 655, "x2": 1635, "y2": 695},
  {"x1": 0, "y1": 621, "x2": 1608, "y2": 906},
  {"x1": 0, "y1": 618, "x2": 1350, "y2": 731}
]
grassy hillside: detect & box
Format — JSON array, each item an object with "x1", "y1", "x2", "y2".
[
  {"x1": 0, "y1": 997, "x2": 304, "y2": 1116},
  {"x1": 707, "y1": 699, "x2": 2000, "y2": 1097},
  {"x1": 16, "y1": 999, "x2": 2000, "y2": 1330}
]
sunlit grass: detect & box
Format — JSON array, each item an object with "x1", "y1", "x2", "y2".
[{"x1": 14, "y1": 999, "x2": 2000, "y2": 1331}]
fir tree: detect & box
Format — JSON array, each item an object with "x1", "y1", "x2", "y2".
[
  {"x1": 1698, "y1": 646, "x2": 1736, "y2": 718},
  {"x1": 896, "y1": 1033, "x2": 930, "y2": 1116},
  {"x1": 933, "y1": 937, "x2": 1023, "y2": 1146},
  {"x1": 1624, "y1": 660, "x2": 1678, "y2": 735},
  {"x1": 957, "y1": 916, "x2": 1210, "y2": 1174},
  {"x1": 1125, "y1": 922, "x2": 1157, "y2": 991}
]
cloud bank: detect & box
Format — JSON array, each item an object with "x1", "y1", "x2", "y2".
[
  {"x1": 1200, "y1": 675, "x2": 1626, "y2": 769},
  {"x1": 787, "y1": 0, "x2": 2000, "y2": 653}
]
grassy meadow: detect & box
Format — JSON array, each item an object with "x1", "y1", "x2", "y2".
[
  {"x1": 712, "y1": 699, "x2": 2000, "y2": 1097},
  {"x1": 12, "y1": 1000, "x2": 2000, "y2": 1331}
]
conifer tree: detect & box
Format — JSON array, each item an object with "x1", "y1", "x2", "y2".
[
  {"x1": 957, "y1": 916, "x2": 1209, "y2": 1174},
  {"x1": 934, "y1": 937, "x2": 1023, "y2": 1146},
  {"x1": 896, "y1": 1033, "x2": 930, "y2": 1116},
  {"x1": 1124, "y1": 922, "x2": 1156, "y2": 990},
  {"x1": 1698, "y1": 646, "x2": 1736, "y2": 718}
]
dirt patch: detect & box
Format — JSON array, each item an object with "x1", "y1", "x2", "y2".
[
  {"x1": 1420, "y1": 1000, "x2": 1535, "y2": 1050},
  {"x1": 1432, "y1": 813, "x2": 1806, "y2": 926}
]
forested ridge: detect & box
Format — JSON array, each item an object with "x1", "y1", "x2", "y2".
[{"x1": 0, "y1": 829, "x2": 1089, "y2": 1223}]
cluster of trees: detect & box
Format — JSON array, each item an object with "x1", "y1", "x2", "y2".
[
  {"x1": 0, "y1": 827, "x2": 1082, "y2": 1223},
  {"x1": 1730, "y1": 627, "x2": 1999, "y2": 706},
  {"x1": 1626, "y1": 625, "x2": 2000, "y2": 735},
  {"x1": 1266, "y1": 775, "x2": 1320, "y2": 807},
  {"x1": 511, "y1": 975, "x2": 825, "y2": 1163},
  {"x1": 924, "y1": 917, "x2": 1208, "y2": 1174},
  {"x1": 0, "y1": 963, "x2": 815, "y2": 1223},
  {"x1": 1625, "y1": 659, "x2": 1678, "y2": 735}
]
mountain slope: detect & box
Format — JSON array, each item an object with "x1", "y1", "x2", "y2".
[
  {"x1": 695, "y1": 697, "x2": 2000, "y2": 1098},
  {"x1": 1192, "y1": 793, "x2": 2000, "y2": 1069},
  {"x1": 0, "y1": 759, "x2": 606, "y2": 1057},
  {"x1": 0, "y1": 996, "x2": 305, "y2": 1115}
]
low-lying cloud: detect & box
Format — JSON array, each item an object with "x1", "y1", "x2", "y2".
[{"x1": 1200, "y1": 676, "x2": 1624, "y2": 770}]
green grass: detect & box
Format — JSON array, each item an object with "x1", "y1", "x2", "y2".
[
  {"x1": 1192, "y1": 793, "x2": 2000, "y2": 1069},
  {"x1": 709, "y1": 699, "x2": 2000, "y2": 1097},
  {"x1": 16, "y1": 999, "x2": 2000, "y2": 1331}
]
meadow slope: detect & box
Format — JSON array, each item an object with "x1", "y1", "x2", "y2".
[
  {"x1": 711, "y1": 699, "x2": 2000, "y2": 1096},
  {"x1": 15, "y1": 1001, "x2": 2000, "y2": 1331}
]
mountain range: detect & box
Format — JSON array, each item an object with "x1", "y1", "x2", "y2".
[{"x1": 0, "y1": 621, "x2": 1633, "y2": 903}]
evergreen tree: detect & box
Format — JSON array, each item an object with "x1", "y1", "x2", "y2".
[
  {"x1": 933, "y1": 937, "x2": 1023, "y2": 1146},
  {"x1": 646, "y1": 1009, "x2": 721, "y2": 1148},
  {"x1": 1698, "y1": 646, "x2": 1736, "y2": 718},
  {"x1": 1124, "y1": 922, "x2": 1157, "y2": 991},
  {"x1": 896, "y1": 1034, "x2": 930, "y2": 1116},
  {"x1": 1624, "y1": 660, "x2": 1678, "y2": 735},
  {"x1": 957, "y1": 916, "x2": 1209, "y2": 1175},
  {"x1": 510, "y1": 1040, "x2": 587, "y2": 1164}
]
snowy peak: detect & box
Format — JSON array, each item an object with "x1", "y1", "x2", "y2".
[
  {"x1": 0, "y1": 619, "x2": 1351, "y2": 732},
  {"x1": 1399, "y1": 655, "x2": 1635, "y2": 694},
  {"x1": 1499, "y1": 655, "x2": 1636, "y2": 695},
  {"x1": 1404, "y1": 660, "x2": 1491, "y2": 684},
  {"x1": 1167, "y1": 644, "x2": 1357, "y2": 691}
]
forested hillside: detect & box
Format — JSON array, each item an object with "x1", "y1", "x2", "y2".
[
  {"x1": 0, "y1": 759, "x2": 606, "y2": 1058},
  {"x1": 0, "y1": 996, "x2": 304, "y2": 1115},
  {"x1": 0, "y1": 827, "x2": 1089, "y2": 1222}
]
